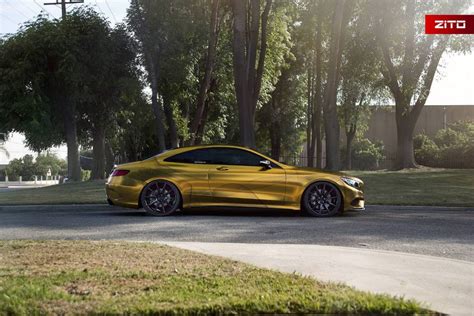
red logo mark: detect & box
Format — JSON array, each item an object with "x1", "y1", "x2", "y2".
[{"x1": 425, "y1": 15, "x2": 474, "y2": 34}]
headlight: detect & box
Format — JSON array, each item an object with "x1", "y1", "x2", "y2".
[{"x1": 341, "y1": 176, "x2": 361, "y2": 189}]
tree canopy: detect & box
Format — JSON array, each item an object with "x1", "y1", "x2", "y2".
[{"x1": 1, "y1": 0, "x2": 472, "y2": 176}]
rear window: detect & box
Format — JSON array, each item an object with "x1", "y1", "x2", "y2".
[{"x1": 164, "y1": 149, "x2": 209, "y2": 164}]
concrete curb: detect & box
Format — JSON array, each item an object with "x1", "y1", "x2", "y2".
[{"x1": 161, "y1": 242, "x2": 474, "y2": 315}]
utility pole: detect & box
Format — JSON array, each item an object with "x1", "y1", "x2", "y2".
[{"x1": 44, "y1": 0, "x2": 84, "y2": 18}]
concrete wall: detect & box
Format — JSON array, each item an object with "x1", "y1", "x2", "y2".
[
  {"x1": 0, "y1": 179, "x2": 59, "y2": 188},
  {"x1": 364, "y1": 105, "x2": 474, "y2": 157},
  {"x1": 301, "y1": 105, "x2": 474, "y2": 168}
]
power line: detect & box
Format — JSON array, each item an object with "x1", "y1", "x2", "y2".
[
  {"x1": 3, "y1": 1, "x2": 30, "y2": 20},
  {"x1": 43, "y1": 0, "x2": 84, "y2": 18},
  {"x1": 14, "y1": 0, "x2": 38, "y2": 16},
  {"x1": 0, "y1": 12, "x2": 19, "y2": 27},
  {"x1": 32, "y1": 0, "x2": 54, "y2": 17},
  {"x1": 103, "y1": 0, "x2": 117, "y2": 23},
  {"x1": 94, "y1": 0, "x2": 106, "y2": 16}
]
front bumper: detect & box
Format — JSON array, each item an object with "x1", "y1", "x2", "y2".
[
  {"x1": 341, "y1": 184, "x2": 365, "y2": 211},
  {"x1": 348, "y1": 197, "x2": 365, "y2": 211}
]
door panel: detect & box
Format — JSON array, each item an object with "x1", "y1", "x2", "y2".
[
  {"x1": 208, "y1": 164, "x2": 286, "y2": 207},
  {"x1": 166, "y1": 163, "x2": 210, "y2": 206},
  {"x1": 162, "y1": 148, "x2": 211, "y2": 206}
]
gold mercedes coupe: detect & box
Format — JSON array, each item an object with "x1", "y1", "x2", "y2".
[{"x1": 106, "y1": 145, "x2": 364, "y2": 217}]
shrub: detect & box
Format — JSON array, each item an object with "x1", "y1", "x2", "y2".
[
  {"x1": 5, "y1": 153, "x2": 67, "y2": 180},
  {"x1": 414, "y1": 120, "x2": 474, "y2": 168},
  {"x1": 81, "y1": 169, "x2": 91, "y2": 181},
  {"x1": 350, "y1": 138, "x2": 385, "y2": 170},
  {"x1": 414, "y1": 134, "x2": 439, "y2": 166},
  {"x1": 5, "y1": 155, "x2": 36, "y2": 181},
  {"x1": 35, "y1": 153, "x2": 67, "y2": 176}
]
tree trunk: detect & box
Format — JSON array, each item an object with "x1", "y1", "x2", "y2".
[
  {"x1": 91, "y1": 124, "x2": 106, "y2": 180},
  {"x1": 230, "y1": 0, "x2": 252, "y2": 147},
  {"x1": 313, "y1": 7, "x2": 323, "y2": 169},
  {"x1": 230, "y1": 0, "x2": 272, "y2": 149},
  {"x1": 249, "y1": 0, "x2": 272, "y2": 147},
  {"x1": 163, "y1": 94, "x2": 179, "y2": 149},
  {"x1": 195, "y1": 100, "x2": 210, "y2": 145},
  {"x1": 270, "y1": 123, "x2": 281, "y2": 161},
  {"x1": 150, "y1": 65, "x2": 166, "y2": 153},
  {"x1": 395, "y1": 115, "x2": 417, "y2": 169},
  {"x1": 323, "y1": 0, "x2": 346, "y2": 171},
  {"x1": 188, "y1": 0, "x2": 220, "y2": 146},
  {"x1": 306, "y1": 67, "x2": 314, "y2": 167},
  {"x1": 105, "y1": 140, "x2": 114, "y2": 175},
  {"x1": 345, "y1": 128, "x2": 355, "y2": 170},
  {"x1": 269, "y1": 120, "x2": 281, "y2": 161},
  {"x1": 64, "y1": 104, "x2": 81, "y2": 181},
  {"x1": 269, "y1": 97, "x2": 281, "y2": 161},
  {"x1": 315, "y1": 124, "x2": 322, "y2": 168}
]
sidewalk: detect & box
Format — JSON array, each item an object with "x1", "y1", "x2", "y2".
[{"x1": 163, "y1": 242, "x2": 474, "y2": 315}]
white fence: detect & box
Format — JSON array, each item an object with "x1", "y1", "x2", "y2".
[{"x1": 0, "y1": 175, "x2": 60, "y2": 188}]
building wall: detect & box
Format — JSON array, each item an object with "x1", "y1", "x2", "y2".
[
  {"x1": 364, "y1": 105, "x2": 474, "y2": 157},
  {"x1": 302, "y1": 105, "x2": 474, "y2": 169}
]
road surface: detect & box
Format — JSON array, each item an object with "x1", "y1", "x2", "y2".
[{"x1": 1, "y1": 204, "x2": 472, "y2": 261}]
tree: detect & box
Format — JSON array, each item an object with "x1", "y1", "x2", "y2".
[
  {"x1": 128, "y1": 0, "x2": 209, "y2": 151},
  {"x1": 321, "y1": 0, "x2": 352, "y2": 170},
  {"x1": 0, "y1": 15, "x2": 86, "y2": 181},
  {"x1": 255, "y1": 1, "x2": 306, "y2": 161},
  {"x1": 35, "y1": 152, "x2": 67, "y2": 177},
  {"x1": 372, "y1": 0, "x2": 471, "y2": 169},
  {"x1": 0, "y1": 133, "x2": 9, "y2": 162},
  {"x1": 76, "y1": 23, "x2": 138, "y2": 179},
  {"x1": 230, "y1": 0, "x2": 272, "y2": 148},
  {"x1": 0, "y1": 9, "x2": 139, "y2": 181},
  {"x1": 309, "y1": 6, "x2": 324, "y2": 169},
  {"x1": 299, "y1": 0, "x2": 326, "y2": 168},
  {"x1": 127, "y1": 0, "x2": 168, "y2": 152},
  {"x1": 5, "y1": 154, "x2": 36, "y2": 180},
  {"x1": 259, "y1": 55, "x2": 306, "y2": 161},
  {"x1": 187, "y1": 0, "x2": 221, "y2": 146},
  {"x1": 339, "y1": 2, "x2": 382, "y2": 170}
]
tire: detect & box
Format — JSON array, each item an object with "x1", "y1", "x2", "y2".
[
  {"x1": 140, "y1": 180, "x2": 181, "y2": 216},
  {"x1": 302, "y1": 181, "x2": 342, "y2": 217}
]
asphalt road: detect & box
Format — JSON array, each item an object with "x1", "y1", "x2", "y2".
[{"x1": 0, "y1": 204, "x2": 472, "y2": 261}]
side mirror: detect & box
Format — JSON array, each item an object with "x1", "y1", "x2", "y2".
[{"x1": 259, "y1": 160, "x2": 272, "y2": 169}]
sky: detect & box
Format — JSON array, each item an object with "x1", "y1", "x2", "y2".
[{"x1": 0, "y1": 0, "x2": 473, "y2": 161}]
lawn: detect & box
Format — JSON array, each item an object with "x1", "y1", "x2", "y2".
[
  {"x1": 0, "y1": 240, "x2": 429, "y2": 315},
  {"x1": 0, "y1": 180, "x2": 106, "y2": 205},
  {"x1": 348, "y1": 168, "x2": 474, "y2": 207},
  {"x1": 0, "y1": 169, "x2": 472, "y2": 206}
]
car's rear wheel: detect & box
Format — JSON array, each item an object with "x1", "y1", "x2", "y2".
[
  {"x1": 141, "y1": 180, "x2": 181, "y2": 216},
  {"x1": 302, "y1": 181, "x2": 342, "y2": 217}
]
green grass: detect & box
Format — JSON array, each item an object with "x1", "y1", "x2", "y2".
[
  {"x1": 348, "y1": 168, "x2": 474, "y2": 207},
  {"x1": 0, "y1": 180, "x2": 106, "y2": 205},
  {"x1": 0, "y1": 240, "x2": 430, "y2": 315},
  {"x1": 0, "y1": 169, "x2": 472, "y2": 206}
]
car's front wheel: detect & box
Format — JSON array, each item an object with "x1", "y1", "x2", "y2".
[
  {"x1": 141, "y1": 180, "x2": 181, "y2": 216},
  {"x1": 302, "y1": 181, "x2": 342, "y2": 217}
]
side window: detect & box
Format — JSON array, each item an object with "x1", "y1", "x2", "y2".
[
  {"x1": 208, "y1": 148, "x2": 263, "y2": 166},
  {"x1": 164, "y1": 149, "x2": 209, "y2": 164}
]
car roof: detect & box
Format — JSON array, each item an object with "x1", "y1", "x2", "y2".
[{"x1": 155, "y1": 144, "x2": 284, "y2": 167}]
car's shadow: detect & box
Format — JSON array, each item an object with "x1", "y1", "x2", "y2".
[{"x1": 109, "y1": 206, "x2": 361, "y2": 218}]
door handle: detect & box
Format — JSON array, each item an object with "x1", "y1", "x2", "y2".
[{"x1": 216, "y1": 166, "x2": 229, "y2": 171}]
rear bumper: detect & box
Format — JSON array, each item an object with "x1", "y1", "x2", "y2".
[{"x1": 106, "y1": 182, "x2": 140, "y2": 209}]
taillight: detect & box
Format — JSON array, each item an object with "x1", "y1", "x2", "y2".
[{"x1": 111, "y1": 169, "x2": 130, "y2": 177}]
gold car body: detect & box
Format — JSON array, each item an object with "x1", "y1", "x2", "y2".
[{"x1": 106, "y1": 145, "x2": 365, "y2": 212}]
